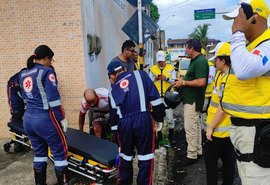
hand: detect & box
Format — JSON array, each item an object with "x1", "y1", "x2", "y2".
[
  {"x1": 206, "y1": 126, "x2": 214, "y2": 141},
  {"x1": 154, "y1": 75, "x2": 160, "y2": 81},
  {"x1": 173, "y1": 78, "x2": 183, "y2": 88},
  {"x1": 232, "y1": 8, "x2": 257, "y2": 33},
  {"x1": 159, "y1": 75, "x2": 167, "y2": 81},
  {"x1": 155, "y1": 122, "x2": 163, "y2": 132},
  {"x1": 61, "y1": 118, "x2": 68, "y2": 132}
]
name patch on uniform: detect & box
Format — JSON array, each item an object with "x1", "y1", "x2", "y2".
[
  {"x1": 120, "y1": 79, "x2": 129, "y2": 89},
  {"x1": 23, "y1": 76, "x2": 33, "y2": 93}
]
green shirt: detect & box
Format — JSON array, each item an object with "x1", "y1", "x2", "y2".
[{"x1": 183, "y1": 54, "x2": 209, "y2": 111}]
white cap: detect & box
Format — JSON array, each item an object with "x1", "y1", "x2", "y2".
[
  {"x1": 156, "y1": 51, "x2": 165, "y2": 62},
  {"x1": 223, "y1": 0, "x2": 270, "y2": 20}
]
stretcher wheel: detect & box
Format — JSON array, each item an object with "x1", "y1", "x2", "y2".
[
  {"x1": 3, "y1": 143, "x2": 11, "y2": 153},
  {"x1": 14, "y1": 142, "x2": 23, "y2": 153}
]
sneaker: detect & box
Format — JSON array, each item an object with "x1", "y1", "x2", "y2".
[{"x1": 179, "y1": 157, "x2": 198, "y2": 167}]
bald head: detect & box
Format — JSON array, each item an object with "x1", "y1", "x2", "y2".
[{"x1": 84, "y1": 88, "x2": 97, "y2": 107}]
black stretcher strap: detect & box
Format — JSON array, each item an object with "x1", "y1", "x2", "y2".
[{"x1": 8, "y1": 120, "x2": 25, "y2": 135}]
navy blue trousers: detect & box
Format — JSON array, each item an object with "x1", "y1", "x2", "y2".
[
  {"x1": 117, "y1": 112, "x2": 155, "y2": 185},
  {"x1": 24, "y1": 110, "x2": 68, "y2": 171}
]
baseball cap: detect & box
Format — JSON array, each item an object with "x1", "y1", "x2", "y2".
[
  {"x1": 156, "y1": 51, "x2": 166, "y2": 62},
  {"x1": 223, "y1": 0, "x2": 270, "y2": 20},
  {"x1": 209, "y1": 42, "x2": 230, "y2": 61},
  {"x1": 107, "y1": 61, "x2": 124, "y2": 75}
]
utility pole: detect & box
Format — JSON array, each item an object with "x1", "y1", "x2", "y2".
[
  {"x1": 159, "y1": 29, "x2": 162, "y2": 50},
  {"x1": 138, "y1": 0, "x2": 144, "y2": 70}
]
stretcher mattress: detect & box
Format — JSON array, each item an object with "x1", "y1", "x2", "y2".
[
  {"x1": 7, "y1": 121, "x2": 118, "y2": 168},
  {"x1": 66, "y1": 128, "x2": 118, "y2": 167}
]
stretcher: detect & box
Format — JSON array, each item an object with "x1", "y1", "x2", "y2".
[{"x1": 4, "y1": 120, "x2": 119, "y2": 184}]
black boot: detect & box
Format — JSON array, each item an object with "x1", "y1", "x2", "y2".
[
  {"x1": 55, "y1": 167, "x2": 69, "y2": 185},
  {"x1": 168, "y1": 129, "x2": 176, "y2": 146},
  {"x1": 157, "y1": 131, "x2": 163, "y2": 145},
  {"x1": 34, "y1": 164, "x2": 47, "y2": 185},
  {"x1": 155, "y1": 131, "x2": 163, "y2": 149}
]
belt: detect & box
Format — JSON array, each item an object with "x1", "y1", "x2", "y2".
[
  {"x1": 235, "y1": 148, "x2": 254, "y2": 162},
  {"x1": 230, "y1": 117, "x2": 270, "y2": 127}
]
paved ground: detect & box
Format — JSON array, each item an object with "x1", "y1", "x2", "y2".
[
  {"x1": 0, "y1": 104, "x2": 242, "y2": 185},
  {"x1": 0, "y1": 138, "x2": 168, "y2": 185}
]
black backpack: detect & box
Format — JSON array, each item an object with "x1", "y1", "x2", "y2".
[{"x1": 7, "y1": 68, "x2": 26, "y2": 120}]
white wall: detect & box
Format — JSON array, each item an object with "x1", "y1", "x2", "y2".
[{"x1": 80, "y1": 0, "x2": 135, "y2": 89}]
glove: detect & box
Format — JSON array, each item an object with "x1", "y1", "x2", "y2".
[
  {"x1": 61, "y1": 118, "x2": 68, "y2": 132},
  {"x1": 155, "y1": 122, "x2": 163, "y2": 132}
]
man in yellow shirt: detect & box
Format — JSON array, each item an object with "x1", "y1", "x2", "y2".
[{"x1": 149, "y1": 51, "x2": 176, "y2": 146}]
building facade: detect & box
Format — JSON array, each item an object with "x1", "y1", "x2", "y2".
[{"x1": 0, "y1": 0, "x2": 135, "y2": 138}]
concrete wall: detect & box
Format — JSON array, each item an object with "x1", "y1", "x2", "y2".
[
  {"x1": 81, "y1": 0, "x2": 134, "y2": 88},
  {"x1": 0, "y1": 0, "x2": 134, "y2": 138}
]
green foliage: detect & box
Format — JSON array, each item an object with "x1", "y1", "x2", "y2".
[
  {"x1": 149, "y1": 3, "x2": 160, "y2": 23},
  {"x1": 189, "y1": 24, "x2": 210, "y2": 49}
]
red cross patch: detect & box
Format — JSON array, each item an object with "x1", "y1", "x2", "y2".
[
  {"x1": 120, "y1": 79, "x2": 129, "y2": 89},
  {"x1": 23, "y1": 76, "x2": 33, "y2": 93},
  {"x1": 49, "y1": 74, "x2": 56, "y2": 82}
]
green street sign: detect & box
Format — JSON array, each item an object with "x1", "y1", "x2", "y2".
[{"x1": 194, "y1": 8, "x2": 215, "y2": 20}]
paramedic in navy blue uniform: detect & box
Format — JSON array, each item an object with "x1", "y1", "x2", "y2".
[
  {"x1": 107, "y1": 61, "x2": 166, "y2": 185},
  {"x1": 19, "y1": 45, "x2": 69, "y2": 185}
]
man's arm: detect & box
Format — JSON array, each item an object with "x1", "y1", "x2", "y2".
[
  {"x1": 79, "y1": 111, "x2": 86, "y2": 131},
  {"x1": 79, "y1": 97, "x2": 89, "y2": 131},
  {"x1": 231, "y1": 31, "x2": 270, "y2": 80},
  {"x1": 166, "y1": 69, "x2": 177, "y2": 84},
  {"x1": 174, "y1": 77, "x2": 207, "y2": 88}
]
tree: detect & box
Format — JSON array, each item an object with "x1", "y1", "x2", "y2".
[
  {"x1": 149, "y1": 3, "x2": 160, "y2": 23},
  {"x1": 189, "y1": 24, "x2": 210, "y2": 49}
]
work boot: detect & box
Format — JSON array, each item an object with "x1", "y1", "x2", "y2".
[
  {"x1": 55, "y1": 167, "x2": 69, "y2": 185},
  {"x1": 34, "y1": 164, "x2": 47, "y2": 185},
  {"x1": 155, "y1": 131, "x2": 163, "y2": 149},
  {"x1": 168, "y1": 129, "x2": 176, "y2": 146},
  {"x1": 157, "y1": 131, "x2": 163, "y2": 142}
]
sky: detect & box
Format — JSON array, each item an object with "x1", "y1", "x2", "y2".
[{"x1": 152, "y1": 0, "x2": 270, "y2": 42}]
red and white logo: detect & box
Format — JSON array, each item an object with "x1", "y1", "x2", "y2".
[
  {"x1": 49, "y1": 74, "x2": 56, "y2": 82},
  {"x1": 120, "y1": 79, "x2": 129, "y2": 89},
  {"x1": 23, "y1": 76, "x2": 33, "y2": 93}
]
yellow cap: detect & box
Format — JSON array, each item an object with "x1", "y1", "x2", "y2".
[
  {"x1": 209, "y1": 42, "x2": 230, "y2": 61},
  {"x1": 223, "y1": 0, "x2": 270, "y2": 20}
]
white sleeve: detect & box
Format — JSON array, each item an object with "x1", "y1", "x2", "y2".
[
  {"x1": 230, "y1": 31, "x2": 270, "y2": 80},
  {"x1": 168, "y1": 69, "x2": 176, "y2": 83},
  {"x1": 208, "y1": 66, "x2": 216, "y2": 84},
  {"x1": 148, "y1": 70, "x2": 155, "y2": 82}
]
